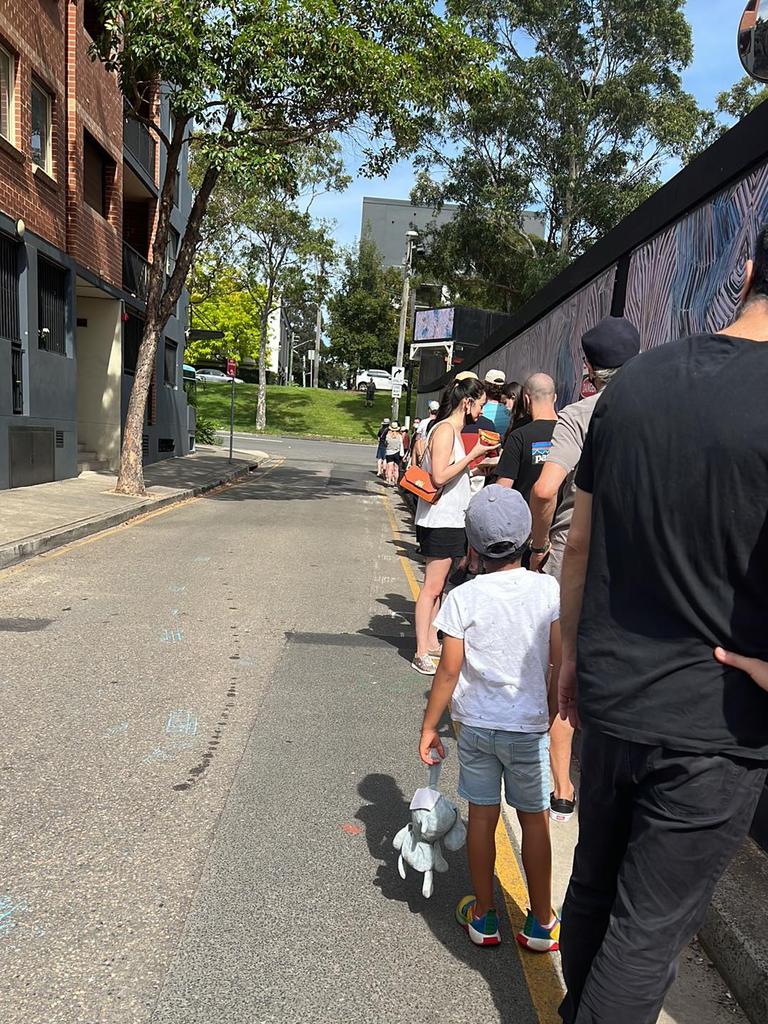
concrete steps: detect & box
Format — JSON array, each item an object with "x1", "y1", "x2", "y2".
[{"x1": 77, "y1": 443, "x2": 111, "y2": 475}]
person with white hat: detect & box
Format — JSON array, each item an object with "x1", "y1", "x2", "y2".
[
  {"x1": 413, "y1": 400, "x2": 440, "y2": 465},
  {"x1": 482, "y1": 369, "x2": 510, "y2": 435}
]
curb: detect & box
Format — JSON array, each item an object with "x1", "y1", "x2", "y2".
[
  {"x1": 0, "y1": 460, "x2": 259, "y2": 571},
  {"x1": 700, "y1": 838, "x2": 768, "y2": 1024}
]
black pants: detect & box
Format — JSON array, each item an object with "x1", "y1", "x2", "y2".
[{"x1": 559, "y1": 727, "x2": 767, "y2": 1024}]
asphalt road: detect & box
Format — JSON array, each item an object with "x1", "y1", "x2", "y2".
[{"x1": 0, "y1": 439, "x2": 747, "y2": 1024}]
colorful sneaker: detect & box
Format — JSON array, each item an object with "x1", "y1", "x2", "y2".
[
  {"x1": 411, "y1": 654, "x2": 436, "y2": 676},
  {"x1": 516, "y1": 909, "x2": 560, "y2": 952},
  {"x1": 550, "y1": 791, "x2": 576, "y2": 823},
  {"x1": 455, "y1": 895, "x2": 501, "y2": 946}
]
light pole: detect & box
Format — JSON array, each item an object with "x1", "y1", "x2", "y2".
[{"x1": 392, "y1": 229, "x2": 419, "y2": 422}]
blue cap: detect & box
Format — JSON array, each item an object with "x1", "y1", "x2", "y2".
[{"x1": 465, "y1": 485, "x2": 532, "y2": 560}]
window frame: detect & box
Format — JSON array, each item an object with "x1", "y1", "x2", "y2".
[
  {"x1": 31, "y1": 78, "x2": 53, "y2": 175},
  {"x1": 164, "y1": 338, "x2": 178, "y2": 388},
  {"x1": 83, "y1": 129, "x2": 115, "y2": 219},
  {"x1": 0, "y1": 43, "x2": 15, "y2": 145}
]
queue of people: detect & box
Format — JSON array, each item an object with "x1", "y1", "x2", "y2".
[{"x1": 394, "y1": 227, "x2": 768, "y2": 1024}]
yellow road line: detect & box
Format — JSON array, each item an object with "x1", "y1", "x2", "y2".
[
  {"x1": 494, "y1": 818, "x2": 564, "y2": 1022},
  {"x1": 0, "y1": 456, "x2": 285, "y2": 581},
  {"x1": 381, "y1": 488, "x2": 564, "y2": 1023},
  {"x1": 380, "y1": 493, "x2": 421, "y2": 600}
]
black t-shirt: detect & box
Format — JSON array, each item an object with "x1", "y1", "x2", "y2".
[
  {"x1": 575, "y1": 333, "x2": 768, "y2": 759},
  {"x1": 497, "y1": 419, "x2": 556, "y2": 502}
]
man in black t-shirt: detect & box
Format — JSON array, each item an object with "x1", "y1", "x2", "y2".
[
  {"x1": 556, "y1": 229, "x2": 768, "y2": 1024},
  {"x1": 496, "y1": 373, "x2": 557, "y2": 502}
]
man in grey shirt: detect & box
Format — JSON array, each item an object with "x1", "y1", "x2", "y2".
[{"x1": 529, "y1": 317, "x2": 640, "y2": 822}]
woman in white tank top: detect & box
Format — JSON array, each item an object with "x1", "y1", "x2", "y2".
[{"x1": 412, "y1": 379, "x2": 499, "y2": 675}]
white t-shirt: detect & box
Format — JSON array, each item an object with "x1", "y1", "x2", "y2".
[
  {"x1": 416, "y1": 415, "x2": 436, "y2": 438},
  {"x1": 433, "y1": 569, "x2": 560, "y2": 733}
]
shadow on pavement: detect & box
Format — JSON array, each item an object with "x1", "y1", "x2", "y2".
[
  {"x1": 355, "y1": 772, "x2": 538, "y2": 1024},
  {"x1": 205, "y1": 462, "x2": 372, "y2": 503}
]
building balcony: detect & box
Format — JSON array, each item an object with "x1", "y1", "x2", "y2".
[
  {"x1": 123, "y1": 242, "x2": 150, "y2": 302},
  {"x1": 123, "y1": 113, "x2": 157, "y2": 184}
]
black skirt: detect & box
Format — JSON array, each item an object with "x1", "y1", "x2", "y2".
[{"x1": 418, "y1": 526, "x2": 466, "y2": 559}]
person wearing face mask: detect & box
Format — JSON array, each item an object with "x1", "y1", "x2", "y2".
[{"x1": 411, "y1": 379, "x2": 499, "y2": 676}]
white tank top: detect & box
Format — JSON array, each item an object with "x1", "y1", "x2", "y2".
[{"x1": 415, "y1": 424, "x2": 471, "y2": 529}]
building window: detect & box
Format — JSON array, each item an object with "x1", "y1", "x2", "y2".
[
  {"x1": 164, "y1": 339, "x2": 178, "y2": 387},
  {"x1": 38, "y1": 256, "x2": 67, "y2": 355},
  {"x1": 83, "y1": 0, "x2": 104, "y2": 40},
  {"x1": 0, "y1": 45, "x2": 14, "y2": 144},
  {"x1": 0, "y1": 231, "x2": 20, "y2": 342},
  {"x1": 83, "y1": 130, "x2": 115, "y2": 219},
  {"x1": 11, "y1": 342, "x2": 23, "y2": 414},
  {"x1": 31, "y1": 80, "x2": 52, "y2": 174},
  {"x1": 123, "y1": 313, "x2": 143, "y2": 375},
  {"x1": 166, "y1": 226, "x2": 179, "y2": 277},
  {"x1": 172, "y1": 169, "x2": 180, "y2": 208}
]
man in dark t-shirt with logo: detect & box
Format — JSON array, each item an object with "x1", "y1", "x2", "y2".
[
  {"x1": 556, "y1": 229, "x2": 768, "y2": 1024},
  {"x1": 496, "y1": 373, "x2": 557, "y2": 501}
]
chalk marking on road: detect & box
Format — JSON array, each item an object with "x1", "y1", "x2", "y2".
[
  {"x1": 166, "y1": 710, "x2": 198, "y2": 737},
  {"x1": 0, "y1": 457, "x2": 287, "y2": 581},
  {"x1": 0, "y1": 896, "x2": 29, "y2": 938},
  {"x1": 103, "y1": 722, "x2": 129, "y2": 738},
  {"x1": 160, "y1": 628, "x2": 184, "y2": 643},
  {"x1": 381, "y1": 488, "x2": 565, "y2": 1024}
]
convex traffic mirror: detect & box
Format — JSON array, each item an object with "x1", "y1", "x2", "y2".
[{"x1": 739, "y1": 0, "x2": 768, "y2": 81}]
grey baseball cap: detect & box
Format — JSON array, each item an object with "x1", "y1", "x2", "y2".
[
  {"x1": 465, "y1": 485, "x2": 532, "y2": 560},
  {"x1": 428, "y1": 400, "x2": 440, "y2": 412}
]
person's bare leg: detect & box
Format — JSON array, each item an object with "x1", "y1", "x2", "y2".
[
  {"x1": 427, "y1": 593, "x2": 441, "y2": 651},
  {"x1": 550, "y1": 716, "x2": 576, "y2": 802},
  {"x1": 517, "y1": 809, "x2": 554, "y2": 924},
  {"x1": 467, "y1": 803, "x2": 500, "y2": 915},
  {"x1": 415, "y1": 557, "x2": 450, "y2": 657}
]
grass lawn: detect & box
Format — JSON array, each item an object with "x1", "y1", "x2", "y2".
[{"x1": 194, "y1": 384, "x2": 400, "y2": 442}]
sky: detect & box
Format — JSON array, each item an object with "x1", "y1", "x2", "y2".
[{"x1": 311, "y1": 1, "x2": 749, "y2": 252}]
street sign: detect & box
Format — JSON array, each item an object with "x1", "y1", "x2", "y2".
[
  {"x1": 391, "y1": 383, "x2": 403, "y2": 399},
  {"x1": 187, "y1": 329, "x2": 225, "y2": 341},
  {"x1": 391, "y1": 365, "x2": 405, "y2": 386},
  {"x1": 227, "y1": 359, "x2": 237, "y2": 378}
]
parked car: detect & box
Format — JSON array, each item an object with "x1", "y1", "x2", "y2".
[
  {"x1": 195, "y1": 368, "x2": 244, "y2": 384},
  {"x1": 355, "y1": 369, "x2": 407, "y2": 392}
]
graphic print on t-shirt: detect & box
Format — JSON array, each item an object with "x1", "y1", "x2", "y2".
[{"x1": 531, "y1": 440, "x2": 552, "y2": 465}]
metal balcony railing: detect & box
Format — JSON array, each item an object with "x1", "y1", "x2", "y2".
[
  {"x1": 123, "y1": 242, "x2": 150, "y2": 302},
  {"x1": 123, "y1": 114, "x2": 157, "y2": 180}
]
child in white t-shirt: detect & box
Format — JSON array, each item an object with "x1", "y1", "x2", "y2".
[{"x1": 419, "y1": 484, "x2": 561, "y2": 952}]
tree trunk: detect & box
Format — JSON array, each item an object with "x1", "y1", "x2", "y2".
[
  {"x1": 115, "y1": 108, "x2": 234, "y2": 494},
  {"x1": 256, "y1": 312, "x2": 269, "y2": 431},
  {"x1": 256, "y1": 285, "x2": 274, "y2": 431},
  {"x1": 115, "y1": 318, "x2": 161, "y2": 495}
]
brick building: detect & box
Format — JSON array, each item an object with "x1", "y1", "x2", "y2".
[{"x1": 0, "y1": 0, "x2": 193, "y2": 488}]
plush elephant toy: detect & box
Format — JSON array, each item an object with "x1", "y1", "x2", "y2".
[{"x1": 393, "y1": 759, "x2": 466, "y2": 898}]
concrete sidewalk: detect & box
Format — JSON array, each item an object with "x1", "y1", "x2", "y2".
[{"x1": 0, "y1": 445, "x2": 268, "y2": 570}]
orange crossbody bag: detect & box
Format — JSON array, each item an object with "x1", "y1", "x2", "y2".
[
  {"x1": 400, "y1": 463, "x2": 440, "y2": 503},
  {"x1": 399, "y1": 423, "x2": 453, "y2": 504}
]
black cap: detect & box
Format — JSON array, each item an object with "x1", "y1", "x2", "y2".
[{"x1": 581, "y1": 316, "x2": 640, "y2": 370}]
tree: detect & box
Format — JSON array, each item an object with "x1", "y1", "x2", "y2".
[
  {"x1": 327, "y1": 234, "x2": 402, "y2": 375},
  {"x1": 186, "y1": 263, "x2": 266, "y2": 365},
  {"x1": 93, "y1": 0, "x2": 487, "y2": 495},
  {"x1": 716, "y1": 75, "x2": 768, "y2": 122},
  {"x1": 413, "y1": 0, "x2": 709, "y2": 311},
  {"x1": 242, "y1": 198, "x2": 335, "y2": 427}
]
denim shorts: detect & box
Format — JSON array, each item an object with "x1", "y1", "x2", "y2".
[{"x1": 457, "y1": 724, "x2": 550, "y2": 812}]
